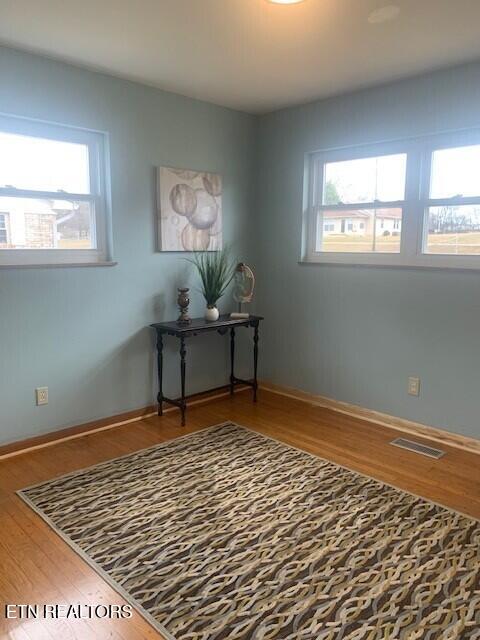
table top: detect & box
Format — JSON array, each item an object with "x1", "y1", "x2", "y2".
[{"x1": 151, "y1": 314, "x2": 263, "y2": 335}]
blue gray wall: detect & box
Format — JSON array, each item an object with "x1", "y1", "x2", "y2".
[
  {"x1": 1, "y1": 46, "x2": 480, "y2": 446},
  {"x1": 256, "y1": 62, "x2": 480, "y2": 440},
  {"x1": 0, "y1": 47, "x2": 256, "y2": 445}
]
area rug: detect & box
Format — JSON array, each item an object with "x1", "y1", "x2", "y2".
[{"x1": 18, "y1": 422, "x2": 479, "y2": 639}]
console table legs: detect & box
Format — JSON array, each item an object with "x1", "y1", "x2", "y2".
[
  {"x1": 230, "y1": 328, "x2": 235, "y2": 395},
  {"x1": 156, "y1": 334, "x2": 163, "y2": 416},
  {"x1": 152, "y1": 318, "x2": 262, "y2": 426},
  {"x1": 180, "y1": 336, "x2": 187, "y2": 426}
]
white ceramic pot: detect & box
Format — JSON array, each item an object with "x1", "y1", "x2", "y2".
[{"x1": 204, "y1": 306, "x2": 219, "y2": 322}]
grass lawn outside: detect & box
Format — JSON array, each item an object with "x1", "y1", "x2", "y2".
[
  {"x1": 57, "y1": 238, "x2": 92, "y2": 249},
  {"x1": 322, "y1": 232, "x2": 480, "y2": 255},
  {"x1": 323, "y1": 234, "x2": 400, "y2": 253},
  {"x1": 425, "y1": 231, "x2": 480, "y2": 255}
]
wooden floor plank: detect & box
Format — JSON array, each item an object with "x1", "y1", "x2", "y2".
[{"x1": 1, "y1": 390, "x2": 478, "y2": 639}]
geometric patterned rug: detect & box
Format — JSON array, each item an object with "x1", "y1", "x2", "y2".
[{"x1": 18, "y1": 422, "x2": 480, "y2": 639}]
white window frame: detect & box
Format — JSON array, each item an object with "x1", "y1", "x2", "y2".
[
  {"x1": 0, "y1": 212, "x2": 9, "y2": 245},
  {"x1": 0, "y1": 114, "x2": 112, "y2": 266},
  {"x1": 303, "y1": 129, "x2": 480, "y2": 270}
]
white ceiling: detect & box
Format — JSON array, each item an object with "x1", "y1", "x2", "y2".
[{"x1": 1, "y1": 0, "x2": 480, "y2": 114}]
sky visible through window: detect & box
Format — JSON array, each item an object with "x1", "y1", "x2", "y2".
[
  {"x1": 323, "y1": 154, "x2": 406, "y2": 204},
  {"x1": 430, "y1": 145, "x2": 480, "y2": 198},
  {"x1": 0, "y1": 132, "x2": 90, "y2": 194},
  {"x1": 323, "y1": 145, "x2": 480, "y2": 204}
]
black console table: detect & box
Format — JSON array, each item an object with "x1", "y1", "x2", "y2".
[{"x1": 150, "y1": 315, "x2": 263, "y2": 426}]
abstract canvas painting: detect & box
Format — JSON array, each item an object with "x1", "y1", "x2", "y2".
[{"x1": 157, "y1": 166, "x2": 222, "y2": 251}]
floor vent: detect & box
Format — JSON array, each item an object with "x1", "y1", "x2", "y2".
[{"x1": 390, "y1": 437, "x2": 445, "y2": 459}]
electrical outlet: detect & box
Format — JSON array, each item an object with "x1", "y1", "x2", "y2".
[
  {"x1": 408, "y1": 377, "x2": 420, "y2": 396},
  {"x1": 35, "y1": 387, "x2": 49, "y2": 406}
]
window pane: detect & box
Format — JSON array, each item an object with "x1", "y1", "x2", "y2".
[
  {"x1": 0, "y1": 212, "x2": 9, "y2": 245},
  {"x1": 322, "y1": 154, "x2": 406, "y2": 205},
  {"x1": 0, "y1": 132, "x2": 90, "y2": 194},
  {"x1": 425, "y1": 205, "x2": 480, "y2": 255},
  {"x1": 318, "y1": 208, "x2": 402, "y2": 253},
  {"x1": 430, "y1": 145, "x2": 480, "y2": 199},
  {"x1": 0, "y1": 197, "x2": 94, "y2": 250}
]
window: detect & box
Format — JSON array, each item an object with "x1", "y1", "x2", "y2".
[
  {"x1": 308, "y1": 149, "x2": 407, "y2": 257},
  {"x1": 424, "y1": 145, "x2": 480, "y2": 255},
  {"x1": 0, "y1": 115, "x2": 111, "y2": 266},
  {"x1": 0, "y1": 212, "x2": 9, "y2": 245},
  {"x1": 304, "y1": 131, "x2": 480, "y2": 268}
]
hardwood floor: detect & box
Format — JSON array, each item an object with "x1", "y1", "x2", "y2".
[{"x1": 1, "y1": 389, "x2": 479, "y2": 639}]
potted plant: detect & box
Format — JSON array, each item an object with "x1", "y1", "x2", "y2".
[{"x1": 188, "y1": 247, "x2": 235, "y2": 321}]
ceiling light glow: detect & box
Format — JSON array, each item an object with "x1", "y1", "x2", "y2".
[{"x1": 268, "y1": 0, "x2": 305, "y2": 4}]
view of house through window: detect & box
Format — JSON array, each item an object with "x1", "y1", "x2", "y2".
[
  {"x1": 307, "y1": 136, "x2": 480, "y2": 265},
  {"x1": 0, "y1": 132, "x2": 94, "y2": 251},
  {"x1": 0, "y1": 197, "x2": 94, "y2": 250},
  {"x1": 0, "y1": 119, "x2": 108, "y2": 265},
  {"x1": 316, "y1": 153, "x2": 406, "y2": 253},
  {"x1": 321, "y1": 208, "x2": 402, "y2": 253}
]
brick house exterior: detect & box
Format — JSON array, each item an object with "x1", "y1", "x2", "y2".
[
  {"x1": 0, "y1": 198, "x2": 87, "y2": 249},
  {"x1": 24, "y1": 213, "x2": 56, "y2": 248}
]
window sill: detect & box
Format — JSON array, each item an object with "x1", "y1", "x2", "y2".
[
  {"x1": 0, "y1": 261, "x2": 117, "y2": 269},
  {"x1": 299, "y1": 258, "x2": 480, "y2": 271}
]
